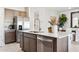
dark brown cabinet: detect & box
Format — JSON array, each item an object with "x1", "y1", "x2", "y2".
[
  {"x1": 5, "y1": 30, "x2": 16, "y2": 44},
  {"x1": 30, "y1": 38, "x2": 37, "y2": 52},
  {"x1": 23, "y1": 33, "x2": 37, "y2": 52},
  {"x1": 24, "y1": 37, "x2": 30, "y2": 52},
  {"x1": 20, "y1": 32, "x2": 68, "y2": 52}
]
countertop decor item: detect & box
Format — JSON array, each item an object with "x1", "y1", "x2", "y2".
[
  {"x1": 59, "y1": 14, "x2": 67, "y2": 27},
  {"x1": 48, "y1": 27, "x2": 52, "y2": 33},
  {"x1": 49, "y1": 16, "x2": 58, "y2": 25},
  {"x1": 49, "y1": 16, "x2": 58, "y2": 34}
]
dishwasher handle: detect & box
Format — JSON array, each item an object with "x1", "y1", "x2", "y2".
[{"x1": 37, "y1": 38, "x2": 52, "y2": 42}]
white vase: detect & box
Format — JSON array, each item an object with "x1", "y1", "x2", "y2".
[{"x1": 52, "y1": 25, "x2": 58, "y2": 34}]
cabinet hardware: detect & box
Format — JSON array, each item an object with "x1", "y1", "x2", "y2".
[{"x1": 38, "y1": 39, "x2": 52, "y2": 42}]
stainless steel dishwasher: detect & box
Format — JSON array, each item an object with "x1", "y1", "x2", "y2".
[{"x1": 37, "y1": 35, "x2": 53, "y2": 52}]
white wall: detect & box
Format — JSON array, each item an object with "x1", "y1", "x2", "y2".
[
  {"x1": 0, "y1": 8, "x2": 5, "y2": 46},
  {"x1": 59, "y1": 9, "x2": 79, "y2": 30},
  {"x1": 29, "y1": 7, "x2": 58, "y2": 32}
]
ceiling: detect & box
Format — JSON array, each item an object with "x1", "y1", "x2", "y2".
[
  {"x1": 5, "y1": 7, "x2": 79, "y2": 12},
  {"x1": 47, "y1": 7, "x2": 79, "y2": 12}
]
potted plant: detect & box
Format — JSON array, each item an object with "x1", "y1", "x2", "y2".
[
  {"x1": 59, "y1": 14, "x2": 67, "y2": 31},
  {"x1": 48, "y1": 16, "x2": 58, "y2": 33}
]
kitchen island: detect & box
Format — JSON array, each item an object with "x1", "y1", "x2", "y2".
[{"x1": 18, "y1": 30, "x2": 73, "y2": 52}]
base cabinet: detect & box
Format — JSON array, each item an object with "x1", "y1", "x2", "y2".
[
  {"x1": 30, "y1": 38, "x2": 37, "y2": 52},
  {"x1": 5, "y1": 31, "x2": 16, "y2": 44},
  {"x1": 23, "y1": 33, "x2": 37, "y2": 52},
  {"x1": 20, "y1": 32, "x2": 68, "y2": 52},
  {"x1": 23, "y1": 37, "x2": 30, "y2": 52}
]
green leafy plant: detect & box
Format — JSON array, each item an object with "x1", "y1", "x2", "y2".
[{"x1": 59, "y1": 14, "x2": 67, "y2": 27}]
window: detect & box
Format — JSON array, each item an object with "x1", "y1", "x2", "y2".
[{"x1": 23, "y1": 21, "x2": 30, "y2": 30}]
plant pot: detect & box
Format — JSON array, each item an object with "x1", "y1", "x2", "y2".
[{"x1": 48, "y1": 27, "x2": 52, "y2": 33}]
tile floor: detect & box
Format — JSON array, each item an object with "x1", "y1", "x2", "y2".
[
  {"x1": 0, "y1": 41, "x2": 79, "y2": 52},
  {"x1": 0, "y1": 43, "x2": 22, "y2": 52},
  {"x1": 69, "y1": 41, "x2": 79, "y2": 52}
]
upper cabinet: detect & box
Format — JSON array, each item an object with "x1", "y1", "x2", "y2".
[
  {"x1": 13, "y1": 11, "x2": 27, "y2": 17},
  {"x1": 17, "y1": 11, "x2": 27, "y2": 17},
  {"x1": 5, "y1": 9, "x2": 14, "y2": 17},
  {"x1": 5, "y1": 7, "x2": 28, "y2": 17}
]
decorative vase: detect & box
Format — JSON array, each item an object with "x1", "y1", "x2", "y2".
[{"x1": 52, "y1": 25, "x2": 58, "y2": 34}]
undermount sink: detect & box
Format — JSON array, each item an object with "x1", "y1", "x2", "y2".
[{"x1": 29, "y1": 31, "x2": 43, "y2": 33}]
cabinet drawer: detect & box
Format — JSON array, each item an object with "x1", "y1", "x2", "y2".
[{"x1": 24, "y1": 33, "x2": 36, "y2": 38}]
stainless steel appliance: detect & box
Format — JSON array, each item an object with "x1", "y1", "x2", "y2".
[{"x1": 13, "y1": 16, "x2": 24, "y2": 42}]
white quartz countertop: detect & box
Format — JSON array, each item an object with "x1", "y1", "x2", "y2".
[{"x1": 18, "y1": 30, "x2": 73, "y2": 39}]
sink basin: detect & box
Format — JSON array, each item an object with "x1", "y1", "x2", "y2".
[{"x1": 29, "y1": 31, "x2": 43, "y2": 33}]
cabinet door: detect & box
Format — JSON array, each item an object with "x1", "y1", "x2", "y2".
[
  {"x1": 5, "y1": 32, "x2": 12, "y2": 43},
  {"x1": 23, "y1": 37, "x2": 30, "y2": 52},
  {"x1": 30, "y1": 38, "x2": 37, "y2": 52},
  {"x1": 5, "y1": 9, "x2": 14, "y2": 17},
  {"x1": 5, "y1": 31, "x2": 16, "y2": 44},
  {"x1": 11, "y1": 32, "x2": 16, "y2": 42},
  {"x1": 18, "y1": 11, "x2": 26, "y2": 17},
  {"x1": 14, "y1": 11, "x2": 19, "y2": 16},
  {"x1": 37, "y1": 37, "x2": 53, "y2": 52}
]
